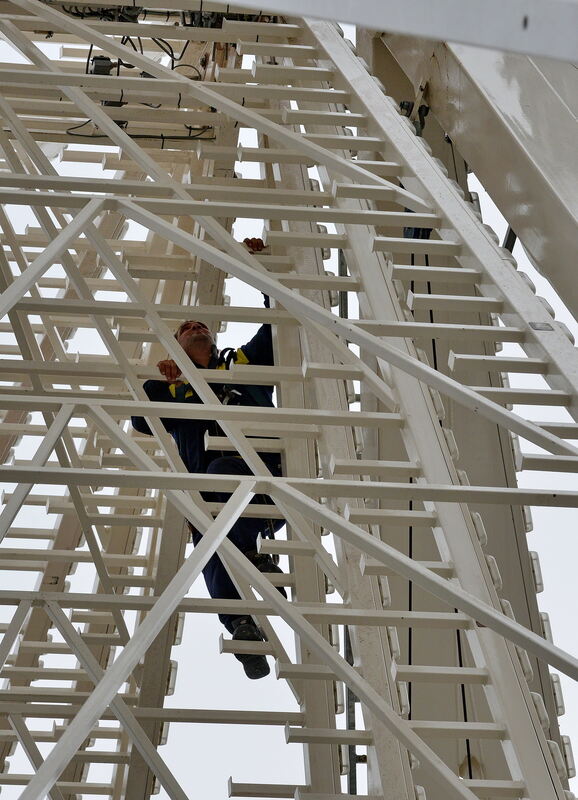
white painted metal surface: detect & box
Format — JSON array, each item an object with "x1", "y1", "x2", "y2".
[
  {"x1": 187, "y1": 0, "x2": 578, "y2": 62},
  {"x1": 373, "y1": 34, "x2": 578, "y2": 319},
  {"x1": 0, "y1": 5, "x2": 575, "y2": 800}
]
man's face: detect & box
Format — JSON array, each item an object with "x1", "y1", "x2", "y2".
[{"x1": 175, "y1": 320, "x2": 214, "y2": 360}]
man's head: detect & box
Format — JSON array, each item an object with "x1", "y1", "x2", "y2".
[{"x1": 174, "y1": 320, "x2": 215, "y2": 367}]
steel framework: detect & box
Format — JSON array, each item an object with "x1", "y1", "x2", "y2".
[{"x1": 0, "y1": 3, "x2": 576, "y2": 800}]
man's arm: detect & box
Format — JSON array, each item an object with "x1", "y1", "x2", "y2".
[
  {"x1": 234, "y1": 238, "x2": 274, "y2": 366},
  {"x1": 238, "y1": 293, "x2": 274, "y2": 366},
  {"x1": 131, "y1": 380, "x2": 178, "y2": 435}
]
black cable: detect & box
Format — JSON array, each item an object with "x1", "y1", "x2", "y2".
[
  {"x1": 408, "y1": 257, "x2": 415, "y2": 720},
  {"x1": 448, "y1": 135, "x2": 459, "y2": 182},
  {"x1": 173, "y1": 39, "x2": 190, "y2": 62},
  {"x1": 155, "y1": 37, "x2": 175, "y2": 59},
  {"x1": 172, "y1": 63, "x2": 202, "y2": 79},
  {"x1": 66, "y1": 119, "x2": 94, "y2": 135},
  {"x1": 65, "y1": 124, "x2": 215, "y2": 141},
  {"x1": 123, "y1": 35, "x2": 138, "y2": 53},
  {"x1": 456, "y1": 626, "x2": 474, "y2": 779},
  {"x1": 408, "y1": 511, "x2": 413, "y2": 718},
  {"x1": 427, "y1": 270, "x2": 439, "y2": 371},
  {"x1": 85, "y1": 43, "x2": 93, "y2": 74},
  {"x1": 152, "y1": 36, "x2": 175, "y2": 66},
  {"x1": 137, "y1": 9, "x2": 180, "y2": 19},
  {"x1": 183, "y1": 125, "x2": 212, "y2": 137},
  {"x1": 233, "y1": 97, "x2": 244, "y2": 128}
]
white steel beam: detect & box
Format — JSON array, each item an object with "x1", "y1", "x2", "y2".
[
  {"x1": 0, "y1": 43, "x2": 381, "y2": 432},
  {"x1": 3, "y1": 461, "x2": 577, "y2": 693},
  {"x1": 89, "y1": 403, "x2": 338, "y2": 672},
  {"x1": 0, "y1": 590, "x2": 473, "y2": 625},
  {"x1": 3, "y1": 466, "x2": 578, "y2": 509},
  {"x1": 122, "y1": 199, "x2": 578, "y2": 458},
  {"x1": 243, "y1": 0, "x2": 576, "y2": 61},
  {"x1": 4, "y1": 1, "x2": 432, "y2": 213},
  {"x1": 7, "y1": 716, "x2": 66, "y2": 800},
  {"x1": 0, "y1": 113, "x2": 135, "y2": 646},
  {"x1": 0, "y1": 17, "x2": 374, "y2": 495},
  {"x1": 1, "y1": 89, "x2": 255, "y2": 760},
  {"x1": 304, "y1": 19, "x2": 578, "y2": 421},
  {"x1": 0, "y1": 394, "x2": 402, "y2": 428},
  {"x1": 79, "y1": 235, "x2": 346, "y2": 596},
  {"x1": 194, "y1": 543, "x2": 479, "y2": 800},
  {"x1": 0, "y1": 59, "x2": 299, "y2": 606},
  {"x1": 0, "y1": 404, "x2": 74, "y2": 542},
  {"x1": 0, "y1": 30, "x2": 364, "y2": 611},
  {"x1": 20, "y1": 522, "x2": 483, "y2": 800},
  {"x1": 0, "y1": 601, "x2": 32, "y2": 671},
  {"x1": 268, "y1": 482, "x2": 578, "y2": 681},
  {"x1": 44, "y1": 602, "x2": 190, "y2": 800},
  {"x1": 18, "y1": 482, "x2": 255, "y2": 800},
  {"x1": 0, "y1": 198, "x2": 103, "y2": 320},
  {"x1": 377, "y1": 34, "x2": 578, "y2": 318},
  {"x1": 0, "y1": 12, "x2": 300, "y2": 42},
  {"x1": 0, "y1": 189, "x2": 443, "y2": 228}
]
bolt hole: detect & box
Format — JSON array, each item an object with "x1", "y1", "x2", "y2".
[{"x1": 522, "y1": 14, "x2": 529, "y2": 28}]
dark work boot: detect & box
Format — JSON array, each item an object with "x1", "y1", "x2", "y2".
[
  {"x1": 245, "y1": 550, "x2": 288, "y2": 599},
  {"x1": 231, "y1": 616, "x2": 270, "y2": 680}
]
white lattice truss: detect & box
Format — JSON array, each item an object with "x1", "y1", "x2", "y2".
[{"x1": 0, "y1": 3, "x2": 576, "y2": 800}]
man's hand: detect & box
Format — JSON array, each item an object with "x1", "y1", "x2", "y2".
[
  {"x1": 243, "y1": 237, "x2": 265, "y2": 253},
  {"x1": 157, "y1": 359, "x2": 182, "y2": 383}
]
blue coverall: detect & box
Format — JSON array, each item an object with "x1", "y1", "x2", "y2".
[{"x1": 131, "y1": 320, "x2": 283, "y2": 632}]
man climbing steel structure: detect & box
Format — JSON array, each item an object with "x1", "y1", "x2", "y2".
[{"x1": 131, "y1": 238, "x2": 285, "y2": 680}]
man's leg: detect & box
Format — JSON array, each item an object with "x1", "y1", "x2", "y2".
[
  {"x1": 188, "y1": 522, "x2": 271, "y2": 680},
  {"x1": 207, "y1": 454, "x2": 287, "y2": 592},
  {"x1": 188, "y1": 526, "x2": 242, "y2": 634},
  {"x1": 206, "y1": 454, "x2": 282, "y2": 551},
  {"x1": 189, "y1": 454, "x2": 285, "y2": 679}
]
